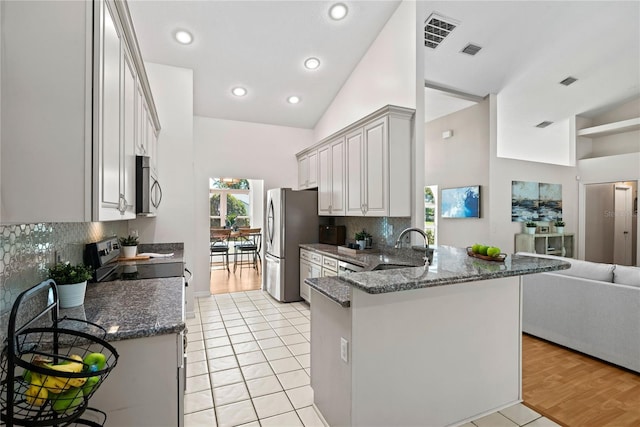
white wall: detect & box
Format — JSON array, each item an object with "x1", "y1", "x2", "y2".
[
  {"x1": 313, "y1": 0, "x2": 416, "y2": 142},
  {"x1": 425, "y1": 100, "x2": 490, "y2": 247},
  {"x1": 193, "y1": 117, "x2": 314, "y2": 300},
  {"x1": 128, "y1": 63, "x2": 196, "y2": 315},
  {"x1": 426, "y1": 95, "x2": 579, "y2": 254}
]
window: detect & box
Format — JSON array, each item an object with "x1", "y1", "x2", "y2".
[
  {"x1": 210, "y1": 178, "x2": 251, "y2": 228},
  {"x1": 425, "y1": 185, "x2": 437, "y2": 245}
]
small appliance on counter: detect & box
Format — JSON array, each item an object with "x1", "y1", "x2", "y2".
[{"x1": 319, "y1": 225, "x2": 346, "y2": 246}]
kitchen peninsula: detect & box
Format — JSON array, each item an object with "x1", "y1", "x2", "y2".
[{"x1": 306, "y1": 246, "x2": 569, "y2": 427}]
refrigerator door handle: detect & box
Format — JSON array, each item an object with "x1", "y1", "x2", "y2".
[{"x1": 265, "y1": 253, "x2": 280, "y2": 263}]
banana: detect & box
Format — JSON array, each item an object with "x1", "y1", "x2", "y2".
[
  {"x1": 25, "y1": 373, "x2": 48, "y2": 406},
  {"x1": 35, "y1": 354, "x2": 87, "y2": 393}
]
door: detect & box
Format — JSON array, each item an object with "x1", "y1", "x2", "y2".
[
  {"x1": 317, "y1": 145, "x2": 332, "y2": 215},
  {"x1": 346, "y1": 128, "x2": 364, "y2": 216},
  {"x1": 364, "y1": 117, "x2": 387, "y2": 216},
  {"x1": 614, "y1": 185, "x2": 633, "y2": 265},
  {"x1": 266, "y1": 189, "x2": 282, "y2": 257}
]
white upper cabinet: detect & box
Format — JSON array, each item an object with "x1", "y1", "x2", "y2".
[
  {"x1": 0, "y1": 0, "x2": 160, "y2": 224},
  {"x1": 318, "y1": 137, "x2": 345, "y2": 216},
  {"x1": 346, "y1": 117, "x2": 389, "y2": 216},
  {"x1": 300, "y1": 105, "x2": 413, "y2": 218},
  {"x1": 297, "y1": 149, "x2": 318, "y2": 190}
]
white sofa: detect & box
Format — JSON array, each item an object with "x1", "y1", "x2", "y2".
[{"x1": 519, "y1": 252, "x2": 640, "y2": 373}]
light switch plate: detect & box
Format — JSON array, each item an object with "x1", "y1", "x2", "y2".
[{"x1": 340, "y1": 337, "x2": 348, "y2": 363}]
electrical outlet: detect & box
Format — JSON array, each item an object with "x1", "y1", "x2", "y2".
[{"x1": 340, "y1": 337, "x2": 348, "y2": 363}]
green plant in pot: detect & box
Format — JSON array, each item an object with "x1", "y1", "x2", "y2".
[
  {"x1": 554, "y1": 220, "x2": 565, "y2": 233},
  {"x1": 48, "y1": 263, "x2": 93, "y2": 308},
  {"x1": 355, "y1": 230, "x2": 371, "y2": 250},
  {"x1": 525, "y1": 221, "x2": 537, "y2": 234},
  {"x1": 119, "y1": 234, "x2": 139, "y2": 258}
]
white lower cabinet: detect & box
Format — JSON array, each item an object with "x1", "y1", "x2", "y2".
[{"x1": 300, "y1": 249, "x2": 322, "y2": 303}]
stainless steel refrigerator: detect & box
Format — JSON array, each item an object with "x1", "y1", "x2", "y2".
[{"x1": 265, "y1": 188, "x2": 319, "y2": 302}]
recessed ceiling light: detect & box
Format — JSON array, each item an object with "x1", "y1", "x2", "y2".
[
  {"x1": 232, "y1": 87, "x2": 247, "y2": 97},
  {"x1": 304, "y1": 57, "x2": 321, "y2": 70},
  {"x1": 287, "y1": 96, "x2": 300, "y2": 104},
  {"x1": 329, "y1": 3, "x2": 348, "y2": 20},
  {"x1": 174, "y1": 30, "x2": 193, "y2": 45}
]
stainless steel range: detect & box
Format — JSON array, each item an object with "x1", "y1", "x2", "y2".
[{"x1": 84, "y1": 237, "x2": 184, "y2": 282}]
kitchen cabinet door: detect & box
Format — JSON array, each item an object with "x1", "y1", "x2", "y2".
[
  {"x1": 363, "y1": 117, "x2": 388, "y2": 216},
  {"x1": 135, "y1": 83, "x2": 147, "y2": 156},
  {"x1": 95, "y1": 0, "x2": 125, "y2": 221},
  {"x1": 297, "y1": 150, "x2": 318, "y2": 190},
  {"x1": 121, "y1": 46, "x2": 137, "y2": 218},
  {"x1": 345, "y1": 128, "x2": 364, "y2": 216},
  {"x1": 318, "y1": 137, "x2": 346, "y2": 216}
]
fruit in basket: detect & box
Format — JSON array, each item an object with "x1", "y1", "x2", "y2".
[
  {"x1": 50, "y1": 387, "x2": 84, "y2": 414},
  {"x1": 35, "y1": 354, "x2": 87, "y2": 392},
  {"x1": 478, "y1": 245, "x2": 489, "y2": 255},
  {"x1": 25, "y1": 373, "x2": 48, "y2": 406},
  {"x1": 487, "y1": 247, "x2": 501, "y2": 257},
  {"x1": 471, "y1": 244, "x2": 481, "y2": 254},
  {"x1": 83, "y1": 352, "x2": 107, "y2": 372},
  {"x1": 82, "y1": 376, "x2": 100, "y2": 397}
]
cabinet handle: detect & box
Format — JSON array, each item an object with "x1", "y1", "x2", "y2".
[{"x1": 118, "y1": 194, "x2": 127, "y2": 213}]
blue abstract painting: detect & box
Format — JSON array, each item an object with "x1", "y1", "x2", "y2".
[{"x1": 441, "y1": 186, "x2": 481, "y2": 218}]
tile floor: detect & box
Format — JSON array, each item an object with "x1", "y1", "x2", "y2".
[{"x1": 184, "y1": 290, "x2": 561, "y2": 427}]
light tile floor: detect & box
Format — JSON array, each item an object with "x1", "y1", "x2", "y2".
[{"x1": 185, "y1": 290, "x2": 561, "y2": 427}]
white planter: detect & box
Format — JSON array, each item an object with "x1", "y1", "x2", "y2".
[
  {"x1": 122, "y1": 245, "x2": 137, "y2": 258},
  {"x1": 57, "y1": 280, "x2": 87, "y2": 308},
  {"x1": 555, "y1": 226, "x2": 564, "y2": 234},
  {"x1": 356, "y1": 240, "x2": 366, "y2": 250},
  {"x1": 525, "y1": 227, "x2": 536, "y2": 235}
]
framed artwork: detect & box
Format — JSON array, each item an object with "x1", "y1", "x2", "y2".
[
  {"x1": 512, "y1": 181, "x2": 562, "y2": 222},
  {"x1": 441, "y1": 186, "x2": 481, "y2": 218}
]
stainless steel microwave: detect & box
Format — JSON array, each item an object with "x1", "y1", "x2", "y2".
[{"x1": 136, "y1": 156, "x2": 162, "y2": 216}]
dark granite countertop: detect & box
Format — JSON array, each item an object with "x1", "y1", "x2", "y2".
[
  {"x1": 304, "y1": 245, "x2": 570, "y2": 306},
  {"x1": 299, "y1": 243, "x2": 426, "y2": 270},
  {"x1": 59, "y1": 277, "x2": 185, "y2": 342}
]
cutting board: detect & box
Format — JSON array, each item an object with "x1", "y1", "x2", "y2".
[{"x1": 117, "y1": 255, "x2": 151, "y2": 261}]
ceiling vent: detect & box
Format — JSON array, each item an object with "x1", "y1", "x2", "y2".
[
  {"x1": 461, "y1": 43, "x2": 482, "y2": 56},
  {"x1": 536, "y1": 121, "x2": 554, "y2": 128},
  {"x1": 424, "y1": 13, "x2": 458, "y2": 49},
  {"x1": 559, "y1": 76, "x2": 578, "y2": 86}
]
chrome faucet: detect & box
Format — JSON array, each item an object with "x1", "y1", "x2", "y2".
[{"x1": 394, "y1": 227, "x2": 429, "y2": 250}]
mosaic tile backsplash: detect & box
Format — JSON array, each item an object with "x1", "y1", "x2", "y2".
[
  {"x1": 0, "y1": 221, "x2": 127, "y2": 316},
  {"x1": 332, "y1": 216, "x2": 412, "y2": 248}
]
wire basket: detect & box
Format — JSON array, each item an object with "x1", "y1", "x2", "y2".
[
  {"x1": 1, "y1": 321, "x2": 118, "y2": 426},
  {"x1": 1, "y1": 280, "x2": 119, "y2": 427}
]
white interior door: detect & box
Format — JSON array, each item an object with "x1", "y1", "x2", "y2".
[{"x1": 613, "y1": 185, "x2": 633, "y2": 265}]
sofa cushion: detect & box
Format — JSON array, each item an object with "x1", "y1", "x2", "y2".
[
  {"x1": 554, "y1": 258, "x2": 615, "y2": 282},
  {"x1": 613, "y1": 265, "x2": 640, "y2": 287}
]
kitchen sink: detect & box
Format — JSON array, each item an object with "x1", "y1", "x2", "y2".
[{"x1": 371, "y1": 263, "x2": 419, "y2": 271}]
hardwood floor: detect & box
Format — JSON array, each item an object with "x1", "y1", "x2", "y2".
[
  {"x1": 522, "y1": 334, "x2": 640, "y2": 427},
  {"x1": 209, "y1": 261, "x2": 262, "y2": 295}
]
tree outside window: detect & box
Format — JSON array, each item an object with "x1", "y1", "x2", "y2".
[
  {"x1": 210, "y1": 178, "x2": 251, "y2": 228},
  {"x1": 424, "y1": 186, "x2": 437, "y2": 245}
]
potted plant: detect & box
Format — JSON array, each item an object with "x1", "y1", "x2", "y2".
[
  {"x1": 525, "y1": 221, "x2": 537, "y2": 235},
  {"x1": 355, "y1": 230, "x2": 370, "y2": 250},
  {"x1": 119, "y1": 234, "x2": 139, "y2": 258},
  {"x1": 48, "y1": 262, "x2": 93, "y2": 308},
  {"x1": 554, "y1": 220, "x2": 565, "y2": 234}
]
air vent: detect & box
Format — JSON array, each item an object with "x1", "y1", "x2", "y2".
[
  {"x1": 461, "y1": 43, "x2": 482, "y2": 56},
  {"x1": 559, "y1": 76, "x2": 578, "y2": 86},
  {"x1": 424, "y1": 13, "x2": 458, "y2": 49},
  {"x1": 536, "y1": 121, "x2": 553, "y2": 128}
]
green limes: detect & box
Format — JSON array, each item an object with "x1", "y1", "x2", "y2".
[
  {"x1": 479, "y1": 245, "x2": 489, "y2": 256},
  {"x1": 471, "y1": 244, "x2": 481, "y2": 254}
]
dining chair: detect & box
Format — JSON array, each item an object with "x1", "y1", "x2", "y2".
[
  {"x1": 210, "y1": 228, "x2": 232, "y2": 272},
  {"x1": 234, "y1": 228, "x2": 262, "y2": 275}
]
